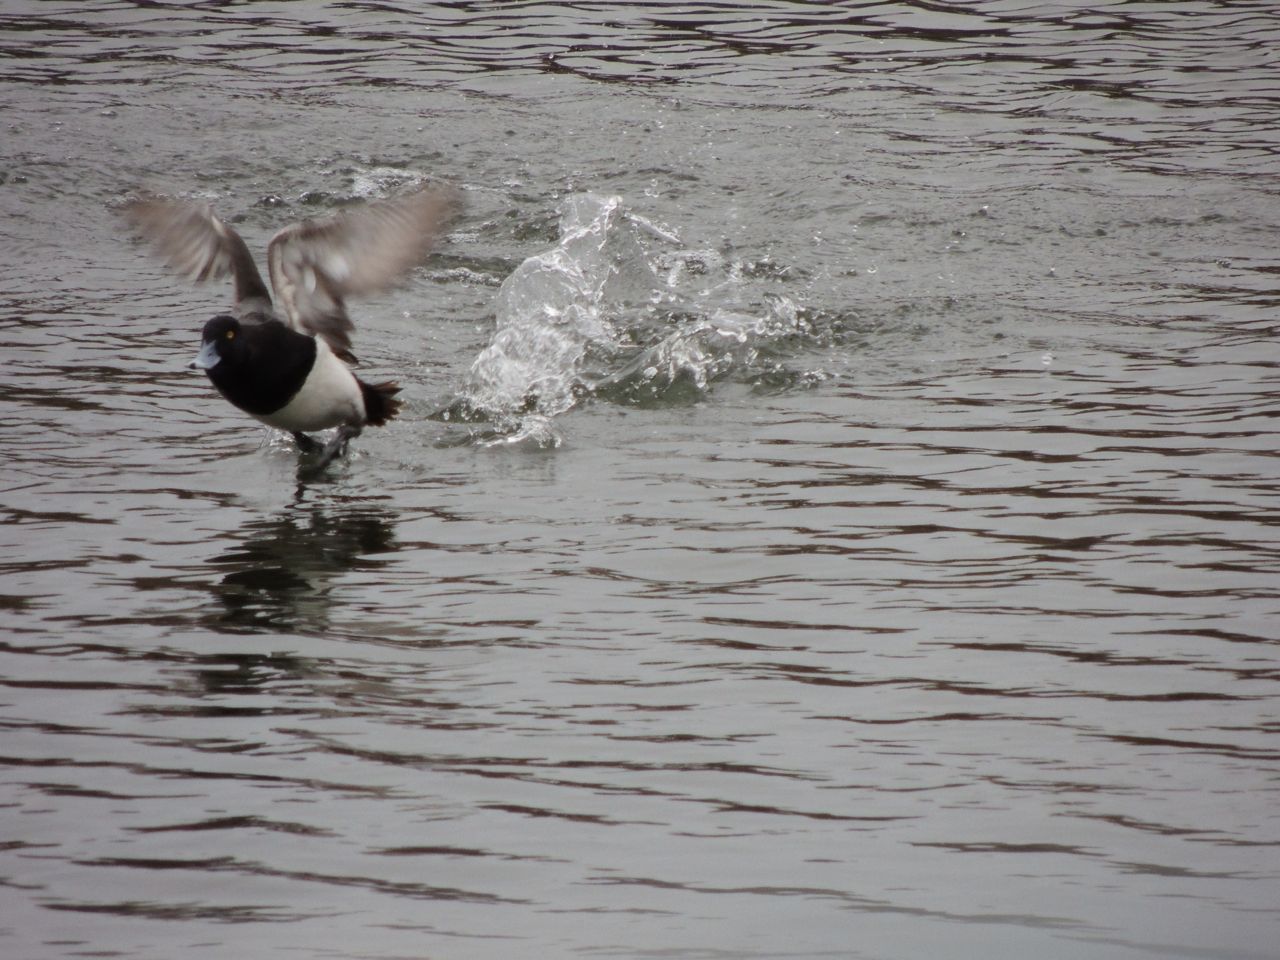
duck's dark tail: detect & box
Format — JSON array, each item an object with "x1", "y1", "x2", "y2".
[{"x1": 358, "y1": 378, "x2": 403, "y2": 427}]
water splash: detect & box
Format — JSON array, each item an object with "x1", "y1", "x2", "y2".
[
  {"x1": 593, "y1": 296, "x2": 817, "y2": 406},
  {"x1": 450, "y1": 193, "x2": 822, "y2": 445},
  {"x1": 458, "y1": 195, "x2": 653, "y2": 433}
]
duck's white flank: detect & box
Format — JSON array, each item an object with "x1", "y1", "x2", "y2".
[{"x1": 258, "y1": 338, "x2": 365, "y2": 432}]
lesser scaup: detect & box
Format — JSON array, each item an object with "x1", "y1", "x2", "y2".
[{"x1": 124, "y1": 185, "x2": 461, "y2": 471}]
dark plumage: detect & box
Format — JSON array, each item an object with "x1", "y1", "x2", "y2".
[{"x1": 124, "y1": 184, "x2": 461, "y2": 471}]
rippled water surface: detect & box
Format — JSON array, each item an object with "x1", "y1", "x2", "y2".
[{"x1": 3, "y1": 3, "x2": 1279, "y2": 958}]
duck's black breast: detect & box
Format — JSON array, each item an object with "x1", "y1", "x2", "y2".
[{"x1": 206, "y1": 320, "x2": 318, "y2": 417}]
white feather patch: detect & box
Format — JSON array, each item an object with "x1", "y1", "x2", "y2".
[
  {"x1": 257, "y1": 339, "x2": 365, "y2": 432},
  {"x1": 324, "y1": 251, "x2": 351, "y2": 282}
]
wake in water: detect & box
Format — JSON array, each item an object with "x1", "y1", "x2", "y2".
[{"x1": 441, "y1": 193, "x2": 824, "y2": 446}]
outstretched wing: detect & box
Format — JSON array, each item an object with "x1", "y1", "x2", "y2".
[
  {"x1": 122, "y1": 195, "x2": 273, "y2": 311},
  {"x1": 267, "y1": 185, "x2": 463, "y2": 362}
]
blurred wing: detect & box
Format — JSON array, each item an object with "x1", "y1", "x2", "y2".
[
  {"x1": 266, "y1": 185, "x2": 462, "y2": 360},
  {"x1": 122, "y1": 196, "x2": 272, "y2": 309}
]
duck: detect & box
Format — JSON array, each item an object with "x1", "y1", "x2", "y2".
[{"x1": 123, "y1": 184, "x2": 462, "y2": 472}]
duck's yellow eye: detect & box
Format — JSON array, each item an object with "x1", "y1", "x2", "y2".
[{"x1": 225, "y1": 329, "x2": 236, "y2": 340}]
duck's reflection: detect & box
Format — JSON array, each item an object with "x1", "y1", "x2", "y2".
[
  {"x1": 204, "y1": 499, "x2": 397, "y2": 636},
  {"x1": 190, "y1": 648, "x2": 313, "y2": 698}
]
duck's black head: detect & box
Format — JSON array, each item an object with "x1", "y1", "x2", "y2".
[{"x1": 189, "y1": 315, "x2": 244, "y2": 372}]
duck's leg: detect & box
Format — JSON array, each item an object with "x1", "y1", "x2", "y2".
[
  {"x1": 310, "y1": 424, "x2": 363, "y2": 473},
  {"x1": 292, "y1": 431, "x2": 321, "y2": 453}
]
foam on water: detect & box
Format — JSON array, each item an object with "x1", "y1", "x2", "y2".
[{"x1": 452, "y1": 193, "x2": 822, "y2": 444}]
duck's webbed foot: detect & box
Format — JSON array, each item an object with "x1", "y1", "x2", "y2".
[
  {"x1": 292, "y1": 431, "x2": 321, "y2": 453},
  {"x1": 308, "y1": 424, "x2": 363, "y2": 474}
]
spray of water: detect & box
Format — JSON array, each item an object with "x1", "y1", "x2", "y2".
[{"x1": 450, "y1": 193, "x2": 817, "y2": 446}]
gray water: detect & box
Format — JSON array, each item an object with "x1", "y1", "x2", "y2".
[{"x1": 2, "y1": 3, "x2": 1278, "y2": 959}]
